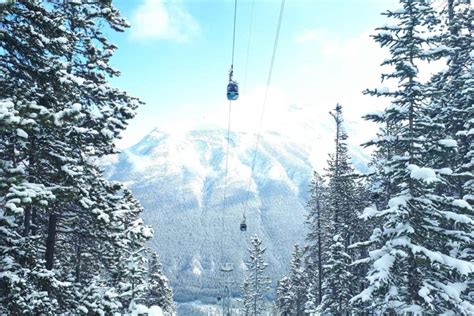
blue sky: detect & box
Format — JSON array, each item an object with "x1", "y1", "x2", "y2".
[{"x1": 108, "y1": 0, "x2": 401, "y2": 149}]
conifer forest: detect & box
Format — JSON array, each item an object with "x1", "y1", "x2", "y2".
[{"x1": 0, "y1": 0, "x2": 472, "y2": 315}]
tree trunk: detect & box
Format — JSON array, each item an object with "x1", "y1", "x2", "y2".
[
  {"x1": 24, "y1": 137, "x2": 36, "y2": 238},
  {"x1": 31, "y1": 207, "x2": 37, "y2": 235},
  {"x1": 447, "y1": 0, "x2": 454, "y2": 24},
  {"x1": 75, "y1": 238, "x2": 82, "y2": 282},
  {"x1": 254, "y1": 269, "x2": 258, "y2": 316},
  {"x1": 23, "y1": 206, "x2": 31, "y2": 237},
  {"x1": 317, "y1": 197, "x2": 323, "y2": 305},
  {"x1": 45, "y1": 213, "x2": 58, "y2": 270}
]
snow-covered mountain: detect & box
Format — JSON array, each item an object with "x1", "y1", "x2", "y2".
[{"x1": 103, "y1": 127, "x2": 367, "y2": 303}]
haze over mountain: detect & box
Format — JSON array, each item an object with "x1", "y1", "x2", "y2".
[{"x1": 103, "y1": 122, "x2": 369, "y2": 302}]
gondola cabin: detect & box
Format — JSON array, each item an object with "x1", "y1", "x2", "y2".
[
  {"x1": 240, "y1": 220, "x2": 247, "y2": 232},
  {"x1": 227, "y1": 81, "x2": 239, "y2": 101}
]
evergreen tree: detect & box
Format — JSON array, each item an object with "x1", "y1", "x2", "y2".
[
  {"x1": 318, "y1": 235, "x2": 353, "y2": 315},
  {"x1": 241, "y1": 235, "x2": 271, "y2": 316},
  {"x1": 304, "y1": 171, "x2": 328, "y2": 309},
  {"x1": 317, "y1": 104, "x2": 359, "y2": 314},
  {"x1": 288, "y1": 245, "x2": 307, "y2": 315},
  {"x1": 241, "y1": 278, "x2": 252, "y2": 316},
  {"x1": 275, "y1": 276, "x2": 293, "y2": 316},
  {"x1": 352, "y1": 0, "x2": 474, "y2": 313},
  {"x1": 147, "y1": 252, "x2": 175, "y2": 314},
  {"x1": 102, "y1": 189, "x2": 154, "y2": 311},
  {"x1": 275, "y1": 245, "x2": 307, "y2": 315},
  {"x1": 0, "y1": 1, "x2": 171, "y2": 313},
  {"x1": 1, "y1": 1, "x2": 83, "y2": 311},
  {"x1": 423, "y1": 0, "x2": 474, "y2": 310},
  {"x1": 326, "y1": 104, "x2": 359, "y2": 249}
]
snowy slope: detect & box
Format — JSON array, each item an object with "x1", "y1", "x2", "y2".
[{"x1": 103, "y1": 127, "x2": 368, "y2": 303}]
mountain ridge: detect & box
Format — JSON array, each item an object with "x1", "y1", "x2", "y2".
[{"x1": 103, "y1": 127, "x2": 367, "y2": 302}]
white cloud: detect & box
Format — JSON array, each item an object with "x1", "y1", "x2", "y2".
[
  {"x1": 290, "y1": 27, "x2": 444, "y2": 144},
  {"x1": 120, "y1": 24, "x2": 446, "y2": 175},
  {"x1": 120, "y1": 29, "x2": 385, "y2": 160},
  {"x1": 291, "y1": 28, "x2": 388, "y2": 143},
  {"x1": 295, "y1": 29, "x2": 324, "y2": 44},
  {"x1": 130, "y1": 0, "x2": 199, "y2": 41}
]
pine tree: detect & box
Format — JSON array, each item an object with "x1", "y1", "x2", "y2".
[
  {"x1": 1, "y1": 1, "x2": 171, "y2": 313},
  {"x1": 105, "y1": 189, "x2": 153, "y2": 311},
  {"x1": 289, "y1": 245, "x2": 307, "y2": 315},
  {"x1": 241, "y1": 278, "x2": 252, "y2": 316},
  {"x1": 318, "y1": 235, "x2": 353, "y2": 315},
  {"x1": 275, "y1": 245, "x2": 307, "y2": 315},
  {"x1": 352, "y1": 0, "x2": 474, "y2": 313},
  {"x1": 304, "y1": 171, "x2": 328, "y2": 309},
  {"x1": 347, "y1": 180, "x2": 373, "y2": 314},
  {"x1": 317, "y1": 104, "x2": 359, "y2": 314},
  {"x1": 147, "y1": 252, "x2": 175, "y2": 314},
  {"x1": 1, "y1": 1, "x2": 82, "y2": 312},
  {"x1": 275, "y1": 276, "x2": 293, "y2": 316},
  {"x1": 241, "y1": 235, "x2": 271, "y2": 316},
  {"x1": 326, "y1": 104, "x2": 359, "y2": 251},
  {"x1": 423, "y1": 0, "x2": 474, "y2": 310}
]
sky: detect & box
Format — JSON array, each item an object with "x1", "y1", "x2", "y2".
[{"x1": 107, "y1": 0, "x2": 404, "y2": 151}]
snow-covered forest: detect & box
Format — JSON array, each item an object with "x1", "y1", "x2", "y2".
[
  {"x1": 273, "y1": 1, "x2": 473, "y2": 314},
  {"x1": 1, "y1": 0, "x2": 473, "y2": 315},
  {"x1": 0, "y1": 0, "x2": 174, "y2": 314}
]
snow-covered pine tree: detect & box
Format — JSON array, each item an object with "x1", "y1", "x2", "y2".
[
  {"x1": 304, "y1": 171, "x2": 328, "y2": 309},
  {"x1": 317, "y1": 104, "x2": 359, "y2": 314},
  {"x1": 275, "y1": 245, "x2": 307, "y2": 315},
  {"x1": 104, "y1": 189, "x2": 153, "y2": 312},
  {"x1": 147, "y1": 252, "x2": 175, "y2": 314},
  {"x1": 347, "y1": 180, "x2": 373, "y2": 314},
  {"x1": 1, "y1": 1, "x2": 81, "y2": 312},
  {"x1": 422, "y1": 0, "x2": 474, "y2": 310},
  {"x1": 327, "y1": 104, "x2": 359, "y2": 250},
  {"x1": 352, "y1": 0, "x2": 474, "y2": 313},
  {"x1": 1, "y1": 1, "x2": 169, "y2": 314},
  {"x1": 289, "y1": 245, "x2": 307, "y2": 315},
  {"x1": 241, "y1": 278, "x2": 252, "y2": 316},
  {"x1": 275, "y1": 276, "x2": 293, "y2": 316},
  {"x1": 241, "y1": 235, "x2": 271, "y2": 316},
  {"x1": 349, "y1": 112, "x2": 400, "y2": 313},
  {"x1": 428, "y1": 1, "x2": 473, "y2": 204},
  {"x1": 318, "y1": 235, "x2": 353, "y2": 314}
]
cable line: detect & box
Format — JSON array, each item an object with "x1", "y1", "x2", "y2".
[
  {"x1": 227, "y1": 0, "x2": 240, "y2": 101},
  {"x1": 221, "y1": 0, "x2": 239, "y2": 257},
  {"x1": 241, "y1": 0, "x2": 286, "y2": 221},
  {"x1": 221, "y1": 101, "x2": 232, "y2": 240},
  {"x1": 223, "y1": 0, "x2": 239, "y2": 225},
  {"x1": 223, "y1": 0, "x2": 238, "y2": 216},
  {"x1": 242, "y1": 0, "x2": 256, "y2": 93},
  {"x1": 231, "y1": 0, "x2": 238, "y2": 66}
]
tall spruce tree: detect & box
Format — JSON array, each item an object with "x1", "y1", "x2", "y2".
[
  {"x1": 275, "y1": 245, "x2": 308, "y2": 316},
  {"x1": 241, "y1": 235, "x2": 271, "y2": 316},
  {"x1": 1, "y1": 1, "x2": 84, "y2": 312},
  {"x1": 275, "y1": 276, "x2": 293, "y2": 316},
  {"x1": 423, "y1": 0, "x2": 474, "y2": 310},
  {"x1": 352, "y1": 0, "x2": 474, "y2": 313},
  {"x1": 278, "y1": 245, "x2": 307, "y2": 315},
  {"x1": 318, "y1": 235, "x2": 353, "y2": 315},
  {"x1": 304, "y1": 171, "x2": 328, "y2": 309},
  {"x1": 147, "y1": 252, "x2": 175, "y2": 314},
  {"x1": 0, "y1": 1, "x2": 171, "y2": 313},
  {"x1": 317, "y1": 104, "x2": 359, "y2": 314},
  {"x1": 289, "y1": 245, "x2": 307, "y2": 316},
  {"x1": 327, "y1": 104, "x2": 359, "y2": 249}
]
